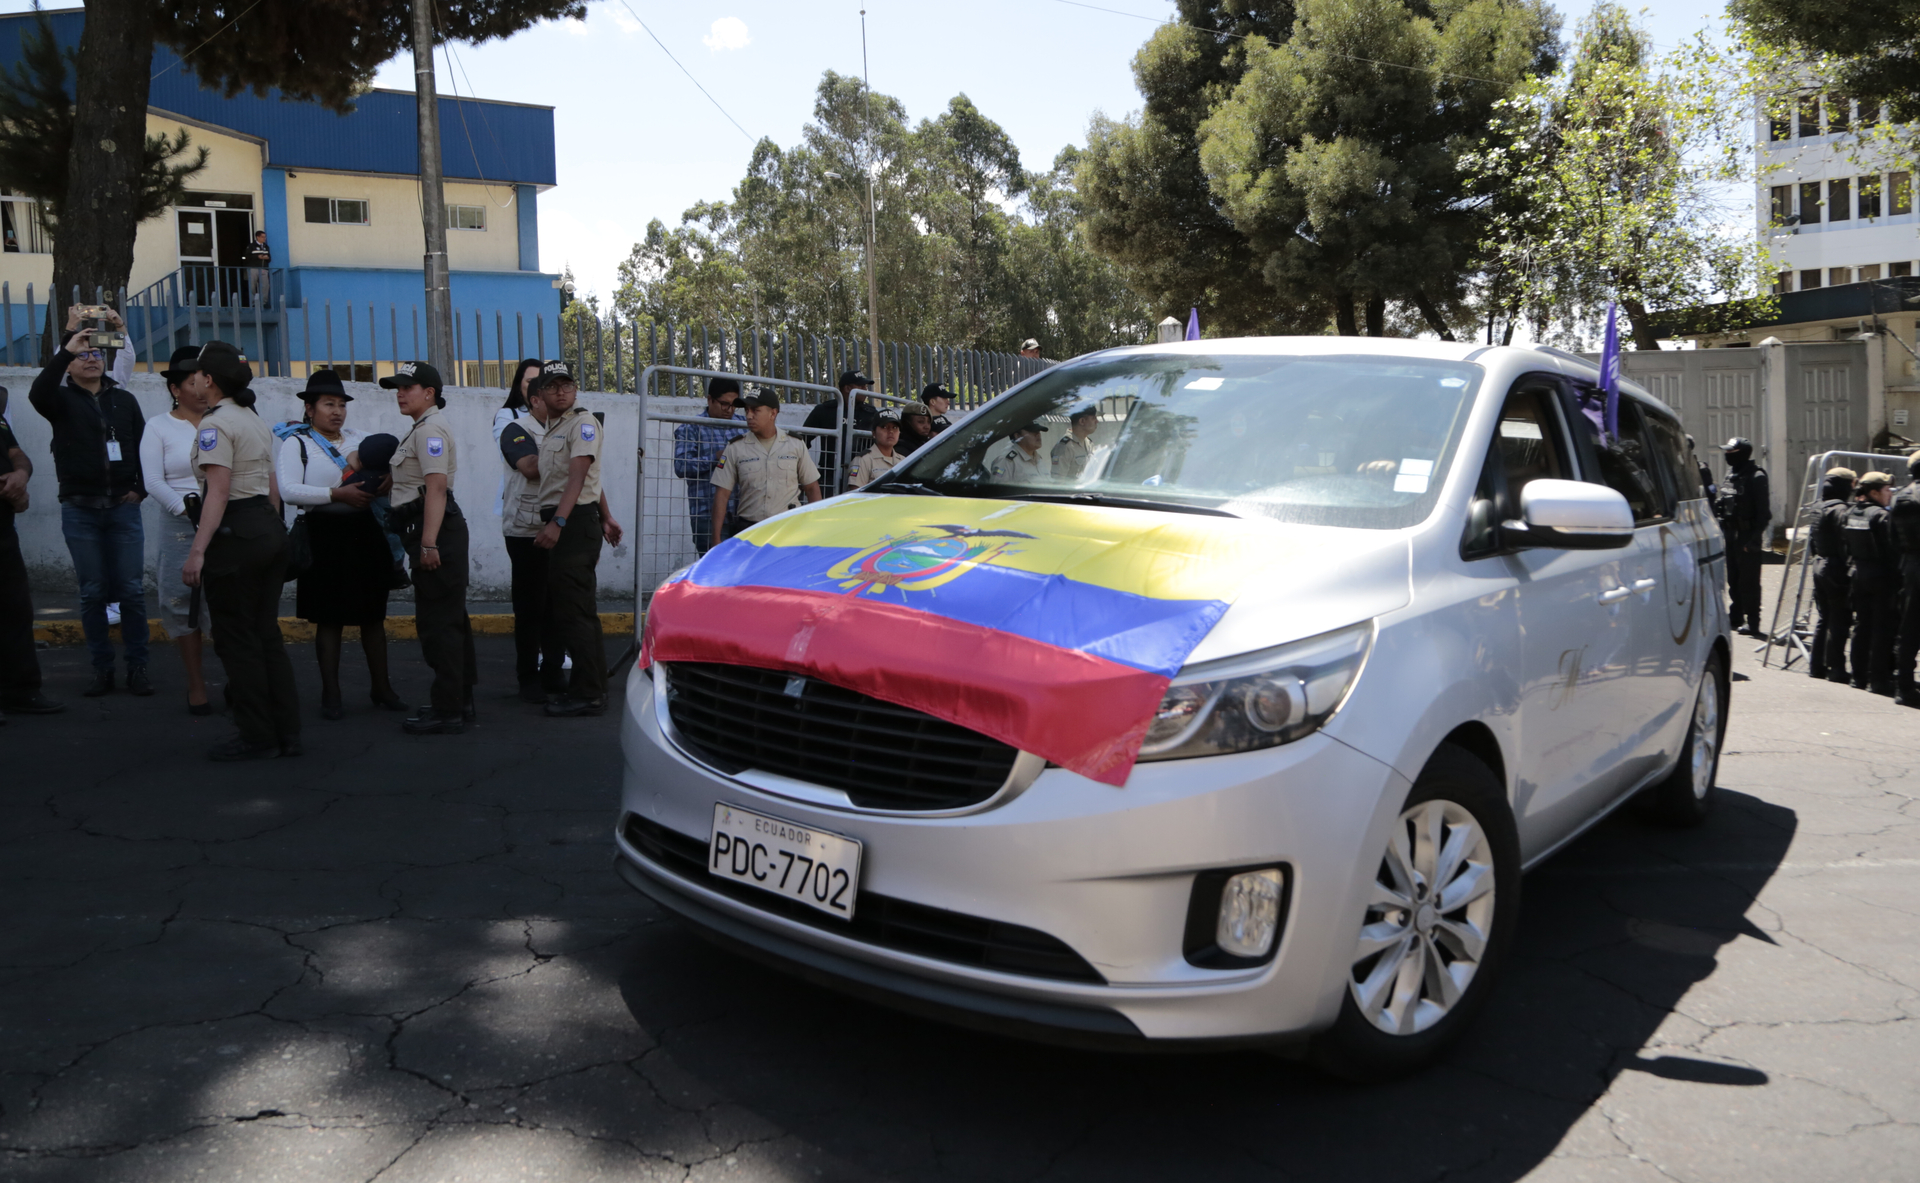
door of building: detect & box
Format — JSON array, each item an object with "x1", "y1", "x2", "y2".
[{"x1": 175, "y1": 193, "x2": 255, "y2": 306}]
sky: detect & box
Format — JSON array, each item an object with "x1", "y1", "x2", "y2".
[{"x1": 6, "y1": 1, "x2": 1737, "y2": 304}]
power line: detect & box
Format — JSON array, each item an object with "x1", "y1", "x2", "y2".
[
  {"x1": 151, "y1": 0, "x2": 268, "y2": 81},
  {"x1": 612, "y1": 0, "x2": 754, "y2": 142},
  {"x1": 1049, "y1": 0, "x2": 1509, "y2": 88}
]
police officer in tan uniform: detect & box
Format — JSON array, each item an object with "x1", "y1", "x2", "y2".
[
  {"x1": 383, "y1": 362, "x2": 475, "y2": 734},
  {"x1": 530, "y1": 361, "x2": 623, "y2": 717},
  {"x1": 710, "y1": 390, "x2": 822, "y2": 540},
  {"x1": 848, "y1": 409, "x2": 906, "y2": 487},
  {"x1": 1051, "y1": 405, "x2": 1097, "y2": 479},
  {"x1": 179, "y1": 342, "x2": 301, "y2": 761},
  {"x1": 985, "y1": 422, "x2": 1048, "y2": 484}
]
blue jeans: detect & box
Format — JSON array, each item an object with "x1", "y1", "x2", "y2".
[{"x1": 61, "y1": 500, "x2": 149, "y2": 671}]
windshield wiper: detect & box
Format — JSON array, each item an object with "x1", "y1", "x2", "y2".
[
  {"x1": 868, "y1": 480, "x2": 950, "y2": 497},
  {"x1": 998, "y1": 491, "x2": 1239, "y2": 518}
]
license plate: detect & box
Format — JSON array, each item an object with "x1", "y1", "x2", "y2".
[{"x1": 709, "y1": 803, "x2": 862, "y2": 920}]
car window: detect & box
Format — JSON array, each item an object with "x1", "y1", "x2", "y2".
[
  {"x1": 892, "y1": 353, "x2": 1482, "y2": 530},
  {"x1": 1566, "y1": 386, "x2": 1670, "y2": 525},
  {"x1": 1642, "y1": 410, "x2": 1705, "y2": 504},
  {"x1": 1463, "y1": 382, "x2": 1573, "y2": 556}
]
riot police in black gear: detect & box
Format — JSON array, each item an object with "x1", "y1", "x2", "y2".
[
  {"x1": 1714, "y1": 437, "x2": 1770, "y2": 635},
  {"x1": 1807, "y1": 467, "x2": 1856, "y2": 683},
  {"x1": 1888, "y1": 454, "x2": 1920, "y2": 706},
  {"x1": 1845, "y1": 471, "x2": 1901, "y2": 696}
]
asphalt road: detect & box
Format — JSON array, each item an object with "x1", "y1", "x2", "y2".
[{"x1": 5, "y1": 609, "x2": 1919, "y2": 1182}]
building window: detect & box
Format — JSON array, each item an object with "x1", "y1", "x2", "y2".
[
  {"x1": 1801, "y1": 269, "x2": 1823, "y2": 290},
  {"x1": 1800, "y1": 181, "x2": 1823, "y2": 224},
  {"x1": 1893, "y1": 262, "x2": 1913, "y2": 277},
  {"x1": 446, "y1": 204, "x2": 486, "y2": 231},
  {"x1": 0, "y1": 187, "x2": 50, "y2": 253},
  {"x1": 1830, "y1": 266, "x2": 1852, "y2": 287},
  {"x1": 1827, "y1": 95, "x2": 1851, "y2": 135},
  {"x1": 1768, "y1": 99, "x2": 1791, "y2": 142},
  {"x1": 303, "y1": 197, "x2": 370, "y2": 225},
  {"x1": 1829, "y1": 177, "x2": 1851, "y2": 222},
  {"x1": 1774, "y1": 271, "x2": 1792, "y2": 294},
  {"x1": 1771, "y1": 185, "x2": 1793, "y2": 223},
  {"x1": 1861, "y1": 174, "x2": 1882, "y2": 219},
  {"x1": 1861, "y1": 264, "x2": 1882, "y2": 281},
  {"x1": 1797, "y1": 94, "x2": 1821, "y2": 137},
  {"x1": 1893, "y1": 171, "x2": 1913, "y2": 216}
]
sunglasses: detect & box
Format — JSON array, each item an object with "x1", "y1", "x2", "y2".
[{"x1": 75, "y1": 350, "x2": 104, "y2": 361}]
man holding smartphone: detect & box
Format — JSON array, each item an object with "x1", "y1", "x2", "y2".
[{"x1": 28, "y1": 306, "x2": 151, "y2": 697}]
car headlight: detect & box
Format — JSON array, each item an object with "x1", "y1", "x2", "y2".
[{"x1": 1136, "y1": 621, "x2": 1373, "y2": 761}]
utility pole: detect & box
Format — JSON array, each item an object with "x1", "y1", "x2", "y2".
[
  {"x1": 410, "y1": 0, "x2": 454, "y2": 371},
  {"x1": 860, "y1": 9, "x2": 881, "y2": 385}
]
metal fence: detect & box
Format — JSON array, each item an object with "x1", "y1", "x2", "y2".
[
  {"x1": 1, "y1": 279, "x2": 1049, "y2": 412},
  {"x1": 632, "y1": 365, "x2": 937, "y2": 600}
]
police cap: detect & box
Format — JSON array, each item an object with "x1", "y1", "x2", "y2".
[
  {"x1": 1012, "y1": 421, "x2": 1050, "y2": 436},
  {"x1": 379, "y1": 360, "x2": 444, "y2": 392},
  {"x1": 743, "y1": 390, "x2": 782, "y2": 412},
  {"x1": 1826, "y1": 466, "x2": 1858, "y2": 481},
  {"x1": 1859, "y1": 471, "x2": 1892, "y2": 491},
  {"x1": 1719, "y1": 437, "x2": 1752, "y2": 454},
  {"x1": 1907, "y1": 452, "x2": 1920, "y2": 473}
]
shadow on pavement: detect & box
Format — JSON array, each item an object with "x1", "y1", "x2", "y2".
[
  {"x1": 0, "y1": 637, "x2": 1797, "y2": 1181},
  {"x1": 611, "y1": 789, "x2": 1797, "y2": 1182}
]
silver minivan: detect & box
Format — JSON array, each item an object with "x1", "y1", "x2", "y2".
[{"x1": 615, "y1": 338, "x2": 1728, "y2": 1078}]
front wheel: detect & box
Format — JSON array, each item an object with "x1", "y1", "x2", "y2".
[
  {"x1": 1639, "y1": 651, "x2": 1728, "y2": 826},
  {"x1": 1309, "y1": 744, "x2": 1521, "y2": 1082}
]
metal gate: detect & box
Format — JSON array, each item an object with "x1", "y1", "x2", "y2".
[{"x1": 1761, "y1": 447, "x2": 1896, "y2": 669}]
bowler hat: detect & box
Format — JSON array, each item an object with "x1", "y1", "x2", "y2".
[
  {"x1": 300, "y1": 369, "x2": 352, "y2": 402},
  {"x1": 160, "y1": 345, "x2": 200, "y2": 385}
]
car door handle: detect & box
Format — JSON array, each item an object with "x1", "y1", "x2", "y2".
[
  {"x1": 1632, "y1": 578, "x2": 1657, "y2": 592},
  {"x1": 1598, "y1": 586, "x2": 1632, "y2": 604}
]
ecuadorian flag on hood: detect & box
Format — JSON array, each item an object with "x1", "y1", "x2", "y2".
[{"x1": 642, "y1": 496, "x2": 1272, "y2": 785}]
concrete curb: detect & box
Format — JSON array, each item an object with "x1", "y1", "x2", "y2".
[{"x1": 33, "y1": 612, "x2": 637, "y2": 645}]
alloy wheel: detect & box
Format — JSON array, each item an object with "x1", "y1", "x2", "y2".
[
  {"x1": 1690, "y1": 673, "x2": 1721, "y2": 801},
  {"x1": 1348, "y1": 799, "x2": 1497, "y2": 1036}
]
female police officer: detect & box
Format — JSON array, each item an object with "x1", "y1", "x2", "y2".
[
  {"x1": 179, "y1": 342, "x2": 302, "y2": 760},
  {"x1": 382, "y1": 362, "x2": 476, "y2": 735}
]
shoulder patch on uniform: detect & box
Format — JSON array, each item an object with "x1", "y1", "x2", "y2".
[
  {"x1": 579, "y1": 422, "x2": 596, "y2": 443},
  {"x1": 198, "y1": 427, "x2": 218, "y2": 451},
  {"x1": 426, "y1": 437, "x2": 445, "y2": 457}
]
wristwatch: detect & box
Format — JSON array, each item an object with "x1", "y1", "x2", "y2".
[{"x1": 552, "y1": 515, "x2": 568, "y2": 529}]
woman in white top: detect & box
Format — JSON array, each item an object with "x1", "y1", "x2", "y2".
[
  {"x1": 495, "y1": 359, "x2": 566, "y2": 698},
  {"x1": 140, "y1": 346, "x2": 215, "y2": 714},
  {"x1": 277, "y1": 370, "x2": 403, "y2": 720}
]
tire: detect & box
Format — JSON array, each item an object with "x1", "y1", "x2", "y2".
[
  {"x1": 1639, "y1": 650, "x2": 1728, "y2": 827},
  {"x1": 1309, "y1": 743, "x2": 1521, "y2": 1082}
]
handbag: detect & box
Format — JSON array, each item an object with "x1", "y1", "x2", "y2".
[{"x1": 285, "y1": 512, "x2": 314, "y2": 579}]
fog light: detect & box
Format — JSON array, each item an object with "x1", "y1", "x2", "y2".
[{"x1": 1216, "y1": 868, "x2": 1284, "y2": 958}]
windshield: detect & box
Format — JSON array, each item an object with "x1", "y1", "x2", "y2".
[{"x1": 887, "y1": 352, "x2": 1483, "y2": 529}]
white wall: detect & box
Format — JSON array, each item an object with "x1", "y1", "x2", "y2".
[
  {"x1": 286, "y1": 175, "x2": 520, "y2": 273},
  {"x1": 1, "y1": 367, "x2": 648, "y2": 605}
]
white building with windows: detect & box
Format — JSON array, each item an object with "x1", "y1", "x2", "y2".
[{"x1": 1760, "y1": 93, "x2": 1918, "y2": 291}]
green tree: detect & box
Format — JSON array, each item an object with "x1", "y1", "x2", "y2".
[
  {"x1": 1195, "y1": 0, "x2": 1559, "y2": 338},
  {"x1": 1006, "y1": 147, "x2": 1154, "y2": 357},
  {"x1": 1077, "y1": 2, "x2": 1297, "y2": 336},
  {"x1": 613, "y1": 72, "x2": 1148, "y2": 359},
  {"x1": 1464, "y1": 4, "x2": 1773, "y2": 348},
  {"x1": 0, "y1": 14, "x2": 208, "y2": 234},
  {"x1": 1731, "y1": 0, "x2": 1920, "y2": 124}
]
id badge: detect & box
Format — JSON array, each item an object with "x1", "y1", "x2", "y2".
[{"x1": 106, "y1": 441, "x2": 122, "y2": 462}]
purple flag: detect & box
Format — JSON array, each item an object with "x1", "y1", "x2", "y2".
[
  {"x1": 1185, "y1": 307, "x2": 1200, "y2": 341},
  {"x1": 1599, "y1": 301, "x2": 1621, "y2": 442}
]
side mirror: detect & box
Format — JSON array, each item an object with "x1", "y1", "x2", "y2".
[{"x1": 1504, "y1": 479, "x2": 1634, "y2": 550}]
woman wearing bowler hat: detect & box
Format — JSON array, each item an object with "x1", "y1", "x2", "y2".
[{"x1": 277, "y1": 370, "x2": 405, "y2": 720}]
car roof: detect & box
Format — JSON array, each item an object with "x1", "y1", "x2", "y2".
[{"x1": 1078, "y1": 337, "x2": 1674, "y2": 420}]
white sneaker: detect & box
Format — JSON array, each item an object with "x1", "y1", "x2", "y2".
[{"x1": 106, "y1": 603, "x2": 121, "y2": 626}]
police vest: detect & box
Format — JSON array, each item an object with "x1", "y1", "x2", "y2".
[
  {"x1": 1812, "y1": 499, "x2": 1851, "y2": 560},
  {"x1": 1845, "y1": 503, "x2": 1891, "y2": 567},
  {"x1": 1890, "y1": 488, "x2": 1920, "y2": 558}
]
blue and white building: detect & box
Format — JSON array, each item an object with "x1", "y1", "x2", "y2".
[{"x1": 0, "y1": 7, "x2": 561, "y2": 383}]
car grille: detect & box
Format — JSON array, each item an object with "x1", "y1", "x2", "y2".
[
  {"x1": 623, "y1": 814, "x2": 1104, "y2": 983},
  {"x1": 661, "y1": 661, "x2": 1020, "y2": 811}
]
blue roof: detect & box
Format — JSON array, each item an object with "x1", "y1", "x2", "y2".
[{"x1": 0, "y1": 9, "x2": 555, "y2": 187}]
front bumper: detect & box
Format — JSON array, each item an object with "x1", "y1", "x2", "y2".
[{"x1": 615, "y1": 664, "x2": 1412, "y2": 1042}]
